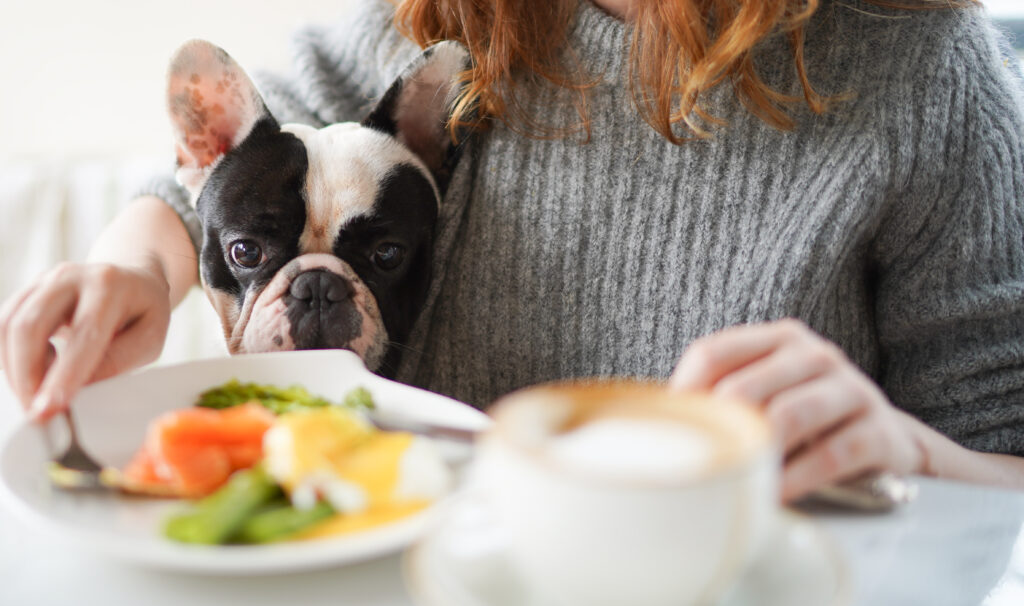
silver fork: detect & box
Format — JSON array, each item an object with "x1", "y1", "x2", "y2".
[
  {"x1": 368, "y1": 410, "x2": 478, "y2": 443},
  {"x1": 47, "y1": 408, "x2": 107, "y2": 490}
]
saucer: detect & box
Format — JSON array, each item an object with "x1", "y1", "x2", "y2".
[{"x1": 403, "y1": 494, "x2": 850, "y2": 606}]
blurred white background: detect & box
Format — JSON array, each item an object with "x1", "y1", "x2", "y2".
[
  {"x1": 987, "y1": 0, "x2": 1024, "y2": 17},
  {"x1": 0, "y1": 0, "x2": 354, "y2": 163}
]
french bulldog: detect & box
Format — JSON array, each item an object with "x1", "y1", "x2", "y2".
[{"x1": 166, "y1": 39, "x2": 467, "y2": 374}]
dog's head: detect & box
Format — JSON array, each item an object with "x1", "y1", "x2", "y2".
[{"x1": 166, "y1": 40, "x2": 467, "y2": 372}]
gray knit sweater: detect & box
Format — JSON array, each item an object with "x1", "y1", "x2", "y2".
[{"x1": 148, "y1": 0, "x2": 1024, "y2": 454}]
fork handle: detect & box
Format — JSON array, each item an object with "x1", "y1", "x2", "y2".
[
  {"x1": 370, "y1": 416, "x2": 478, "y2": 443},
  {"x1": 62, "y1": 409, "x2": 80, "y2": 441}
]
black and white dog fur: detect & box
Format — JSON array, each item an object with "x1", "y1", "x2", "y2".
[{"x1": 167, "y1": 40, "x2": 467, "y2": 374}]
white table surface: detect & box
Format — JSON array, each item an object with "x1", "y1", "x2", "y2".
[{"x1": 2, "y1": 378, "x2": 1024, "y2": 606}]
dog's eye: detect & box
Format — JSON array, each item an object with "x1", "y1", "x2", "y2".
[
  {"x1": 372, "y1": 243, "x2": 405, "y2": 270},
  {"x1": 229, "y1": 240, "x2": 263, "y2": 269}
]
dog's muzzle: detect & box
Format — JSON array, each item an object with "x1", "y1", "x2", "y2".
[{"x1": 284, "y1": 269, "x2": 363, "y2": 350}]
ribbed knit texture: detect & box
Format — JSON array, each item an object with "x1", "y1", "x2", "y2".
[{"x1": 147, "y1": 0, "x2": 1024, "y2": 454}]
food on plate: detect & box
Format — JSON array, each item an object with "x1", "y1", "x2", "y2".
[
  {"x1": 164, "y1": 405, "x2": 452, "y2": 544},
  {"x1": 265, "y1": 407, "x2": 452, "y2": 532},
  {"x1": 162, "y1": 463, "x2": 339, "y2": 544},
  {"x1": 121, "y1": 403, "x2": 276, "y2": 498},
  {"x1": 99, "y1": 379, "x2": 451, "y2": 544},
  {"x1": 114, "y1": 380, "x2": 375, "y2": 498},
  {"x1": 235, "y1": 498, "x2": 336, "y2": 544},
  {"x1": 197, "y1": 380, "x2": 374, "y2": 414},
  {"x1": 164, "y1": 465, "x2": 284, "y2": 544}
]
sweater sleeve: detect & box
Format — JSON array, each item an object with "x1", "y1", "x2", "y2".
[
  {"x1": 872, "y1": 9, "x2": 1024, "y2": 455},
  {"x1": 135, "y1": 0, "x2": 414, "y2": 256}
]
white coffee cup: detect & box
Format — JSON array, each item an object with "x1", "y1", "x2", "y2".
[{"x1": 473, "y1": 380, "x2": 780, "y2": 606}]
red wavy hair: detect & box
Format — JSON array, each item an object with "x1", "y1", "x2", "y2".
[{"x1": 391, "y1": 0, "x2": 979, "y2": 143}]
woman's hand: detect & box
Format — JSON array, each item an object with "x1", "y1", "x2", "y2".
[
  {"x1": 669, "y1": 319, "x2": 928, "y2": 502},
  {"x1": 0, "y1": 261, "x2": 172, "y2": 420}
]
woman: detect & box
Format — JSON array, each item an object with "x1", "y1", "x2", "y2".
[{"x1": 2, "y1": 0, "x2": 1022, "y2": 501}]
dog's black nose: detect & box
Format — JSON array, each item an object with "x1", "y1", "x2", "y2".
[
  {"x1": 289, "y1": 270, "x2": 353, "y2": 304},
  {"x1": 285, "y1": 269, "x2": 362, "y2": 350}
]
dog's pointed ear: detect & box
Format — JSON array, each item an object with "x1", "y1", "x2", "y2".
[
  {"x1": 362, "y1": 42, "x2": 470, "y2": 194},
  {"x1": 167, "y1": 39, "x2": 275, "y2": 194}
]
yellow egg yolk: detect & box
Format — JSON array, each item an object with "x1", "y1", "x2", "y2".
[
  {"x1": 293, "y1": 502, "x2": 429, "y2": 540},
  {"x1": 264, "y1": 407, "x2": 434, "y2": 538}
]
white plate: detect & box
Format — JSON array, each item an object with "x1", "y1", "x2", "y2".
[
  {"x1": 404, "y1": 494, "x2": 851, "y2": 606},
  {"x1": 0, "y1": 349, "x2": 491, "y2": 575}
]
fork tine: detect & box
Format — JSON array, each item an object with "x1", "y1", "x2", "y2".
[
  {"x1": 59, "y1": 409, "x2": 103, "y2": 471},
  {"x1": 48, "y1": 409, "x2": 106, "y2": 491},
  {"x1": 47, "y1": 462, "x2": 105, "y2": 490}
]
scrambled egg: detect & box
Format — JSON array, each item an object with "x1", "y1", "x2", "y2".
[{"x1": 262, "y1": 407, "x2": 451, "y2": 536}]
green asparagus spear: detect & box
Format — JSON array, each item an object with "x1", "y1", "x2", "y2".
[
  {"x1": 164, "y1": 466, "x2": 281, "y2": 545},
  {"x1": 342, "y1": 386, "x2": 375, "y2": 411},
  {"x1": 234, "y1": 500, "x2": 336, "y2": 544}
]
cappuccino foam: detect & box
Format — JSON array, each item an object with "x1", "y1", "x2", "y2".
[{"x1": 547, "y1": 418, "x2": 717, "y2": 482}]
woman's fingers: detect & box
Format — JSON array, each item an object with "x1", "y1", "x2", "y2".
[
  {"x1": 669, "y1": 319, "x2": 820, "y2": 392},
  {"x1": 765, "y1": 370, "x2": 867, "y2": 454},
  {"x1": 89, "y1": 303, "x2": 169, "y2": 386},
  {"x1": 670, "y1": 319, "x2": 929, "y2": 501},
  {"x1": 0, "y1": 275, "x2": 44, "y2": 373},
  {"x1": 26, "y1": 344, "x2": 59, "y2": 420},
  {"x1": 3, "y1": 269, "x2": 81, "y2": 407},
  {"x1": 780, "y1": 402, "x2": 926, "y2": 502},
  {"x1": 781, "y1": 413, "x2": 884, "y2": 501},
  {"x1": 31, "y1": 285, "x2": 126, "y2": 419},
  {"x1": 0, "y1": 262, "x2": 172, "y2": 420},
  {"x1": 709, "y1": 341, "x2": 842, "y2": 405},
  {"x1": 33, "y1": 265, "x2": 171, "y2": 420}
]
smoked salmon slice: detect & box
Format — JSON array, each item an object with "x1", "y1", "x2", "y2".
[{"x1": 121, "y1": 403, "x2": 276, "y2": 497}]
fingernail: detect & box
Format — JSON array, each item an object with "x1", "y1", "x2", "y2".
[
  {"x1": 668, "y1": 365, "x2": 698, "y2": 391},
  {"x1": 29, "y1": 393, "x2": 62, "y2": 423},
  {"x1": 670, "y1": 355, "x2": 714, "y2": 392},
  {"x1": 28, "y1": 394, "x2": 50, "y2": 422}
]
